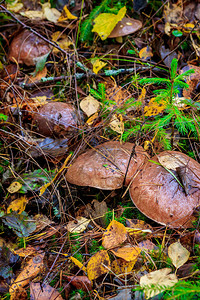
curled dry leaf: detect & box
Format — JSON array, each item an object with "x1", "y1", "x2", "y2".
[
  {"x1": 66, "y1": 216, "x2": 90, "y2": 233},
  {"x1": 8, "y1": 30, "x2": 50, "y2": 66},
  {"x1": 80, "y1": 95, "x2": 100, "y2": 117},
  {"x1": 140, "y1": 268, "x2": 178, "y2": 299},
  {"x1": 66, "y1": 142, "x2": 148, "y2": 190},
  {"x1": 130, "y1": 151, "x2": 200, "y2": 227},
  {"x1": 168, "y1": 241, "x2": 190, "y2": 269},
  {"x1": 33, "y1": 102, "x2": 78, "y2": 137},
  {"x1": 87, "y1": 250, "x2": 111, "y2": 281},
  {"x1": 30, "y1": 282, "x2": 63, "y2": 300},
  {"x1": 102, "y1": 220, "x2": 127, "y2": 249}
]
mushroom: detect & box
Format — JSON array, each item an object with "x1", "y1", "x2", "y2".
[
  {"x1": 66, "y1": 141, "x2": 149, "y2": 190},
  {"x1": 33, "y1": 102, "x2": 79, "y2": 137},
  {"x1": 8, "y1": 29, "x2": 50, "y2": 66},
  {"x1": 108, "y1": 17, "x2": 142, "y2": 41},
  {"x1": 129, "y1": 151, "x2": 200, "y2": 227}
]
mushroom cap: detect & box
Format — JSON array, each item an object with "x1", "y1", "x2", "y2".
[
  {"x1": 8, "y1": 29, "x2": 50, "y2": 66},
  {"x1": 108, "y1": 17, "x2": 142, "y2": 38},
  {"x1": 66, "y1": 141, "x2": 148, "y2": 190},
  {"x1": 33, "y1": 102, "x2": 78, "y2": 137},
  {"x1": 129, "y1": 151, "x2": 200, "y2": 227}
]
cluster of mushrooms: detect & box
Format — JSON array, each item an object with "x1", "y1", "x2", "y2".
[{"x1": 66, "y1": 141, "x2": 200, "y2": 228}]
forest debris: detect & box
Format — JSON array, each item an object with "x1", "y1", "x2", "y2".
[
  {"x1": 102, "y1": 220, "x2": 127, "y2": 249},
  {"x1": 66, "y1": 217, "x2": 90, "y2": 233},
  {"x1": 7, "y1": 196, "x2": 28, "y2": 214},
  {"x1": 80, "y1": 95, "x2": 100, "y2": 117},
  {"x1": 87, "y1": 250, "x2": 111, "y2": 281},
  {"x1": 64, "y1": 276, "x2": 92, "y2": 292},
  {"x1": 168, "y1": 242, "x2": 190, "y2": 269},
  {"x1": 30, "y1": 282, "x2": 63, "y2": 300},
  {"x1": 8, "y1": 30, "x2": 51, "y2": 66}
]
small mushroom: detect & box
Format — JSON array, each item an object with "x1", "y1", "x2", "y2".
[
  {"x1": 8, "y1": 29, "x2": 50, "y2": 66},
  {"x1": 33, "y1": 102, "x2": 79, "y2": 137},
  {"x1": 129, "y1": 151, "x2": 200, "y2": 227},
  {"x1": 108, "y1": 17, "x2": 142, "y2": 38},
  {"x1": 66, "y1": 141, "x2": 148, "y2": 190}
]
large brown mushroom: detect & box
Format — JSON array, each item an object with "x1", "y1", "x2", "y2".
[
  {"x1": 66, "y1": 141, "x2": 149, "y2": 190},
  {"x1": 108, "y1": 17, "x2": 142, "y2": 38},
  {"x1": 129, "y1": 151, "x2": 200, "y2": 227},
  {"x1": 33, "y1": 102, "x2": 79, "y2": 137},
  {"x1": 8, "y1": 29, "x2": 50, "y2": 66}
]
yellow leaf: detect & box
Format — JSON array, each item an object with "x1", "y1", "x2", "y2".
[
  {"x1": 20, "y1": 10, "x2": 44, "y2": 20},
  {"x1": 112, "y1": 258, "x2": 136, "y2": 275},
  {"x1": 144, "y1": 97, "x2": 167, "y2": 116},
  {"x1": 7, "y1": 196, "x2": 28, "y2": 214},
  {"x1": 92, "y1": 59, "x2": 107, "y2": 74},
  {"x1": 102, "y1": 220, "x2": 127, "y2": 249},
  {"x1": 31, "y1": 96, "x2": 48, "y2": 106},
  {"x1": 7, "y1": 181, "x2": 22, "y2": 194},
  {"x1": 168, "y1": 241, "x2": 190, "y2": 269},
  {"x1": 7, "y1": 0, "x2": 23, "y2": 13},
  {"x1": 139, "y1": 46, "x2": 153, "y2": 60},
  {"x1": 58, "y1": 5, "x2": 78, "y2": 21},
  {"x1": 92, "y1": 7, "x2": 126, "y2": 40},
  {"x1": 80, "y1": 95, "x2": 100, "y2": 117},
  {"x1": 70, "y1": 256, "x2": 87, "y2": 273},
  {"x1": 138, "y1": 87, "x2": 146, "y2": 102},
  {"x1": 86, "y1": 112, "x2": 98, "y2": 126},
  {"x1": 109, "y1": 114, "x2": 124, "y2": 134},
  {"x1": 87, "y1": 250, "x2": 110, "y2": 281},
  {"x1": 111, "y1": 245, "x2": 141, "y2": 262},
  {"x1": 140, "y1": 268, "x2": 178, "y2": 299}
]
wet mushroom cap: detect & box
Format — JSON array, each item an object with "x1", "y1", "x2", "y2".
[
  {"x1": 108, "y1": 17, "x2": 142, "y2": 38},
  {"x1": 66, "y1": 141, "x2": 149, "y2": 190},
  {"x1": 129, "y1": 151, "x2": 200, "y2": 227},
  {"x1": 33, "y1": 102, "x2": 78, "y2": 137},
  {"x1": 8, "y1": 29, "x2": 50, "y2": 66}
]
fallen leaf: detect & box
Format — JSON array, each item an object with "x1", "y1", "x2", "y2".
[
  {"x1": 111, "y1": 244, "x2": 141, "y2": 262},
  {"x1": 69, "y1": 256, "x2": 87, "y2": 273},
  {"x1": 7, "y1": 181, "x2": 22, "y2": 193},
  {"x1": 10, "y1": 286, "x2": 27, "y2": 300},
  {"x1": 92, "y1": 7, "x2": 126, "y2": 40},
  {"x1": 7, "y1": 196, "x2": 28, "y2": 214},
  {"x1": 144, "y1": 97, "x2": 167, "y2": 116},
  {"x1": 102, "y1": 220, "x2": 127, "y2": 249},
  {"x1": 92, "y1": 59, "x2": 107, "y2": 74},
  {"x1": 30, "y1": 282, "x2": 63, "y2": 300},
  {"x1": 109, "y1": 114, "x2": 124, "y2": 134},
  {"x1": 112, "y1": 258, "x2": 136, "y2": 275},
  {"x1": 80, "y1": 95, "x2": 100, "y2": 117},
  {"x1": 58, "y1": 5, "x2": 78, "y2": 21},
  {"x1": 168, "y1": 241, "x2": 190, "y2": 269},
  {"x1": 139, "y1": 46, "x2": 153, "y2": 60},
  {"x1": 29, "y1": 66, "x2": 47, "y2": 83},
  {"x1": 157, "y1": 152, "x2": 188, "y2": 171},
  {"x1": 87, "y1": 250, "x2": 111, "y2": 281},
  {"x1": 9, "y1": 254, "x2": 45, "y2": 296},
  {"x1": 86, "y1": 112, "x2": 98, "y2": 125},
  {"x1": 42, "y1": 3, "x2": 61, "y2": 23},
  {"x1": 52, "y1": 32, "x2": 73, "y2": 53},
  {"x1": 7, "y1": 0, "x2": 23, "y2": 12},
  {"x1": 20, "y1": 10, "x2": 44, "y2": 20},
  {"x1": 140, "y1": 268, "x2": 178, "y2": 299},
  {"x1": 64, "y1": 275, "x2": 92, "y2": 292},
  {"x1": 14, "y1": 246, "x2": 37, "y2": 258},
  {"x1": 66, "y1": 216, "x2": 90, "y2": 233}
]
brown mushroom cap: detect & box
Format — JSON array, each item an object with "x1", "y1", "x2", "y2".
[
  {"x1": 129, "y1": 151, "x2": 200, "y2": 227},
  {"x1": 108, "y1": 17, "x2": 142, "y2": 38},
  {"x1": 8, "y1": 29, "x2": 50, "y2": 66},
  {"x1": 33, "y1": 102, "x2": 78, "y2": 137},
  {"x1": 66, "y1": 141, "x2": 149, "y2": 190}
]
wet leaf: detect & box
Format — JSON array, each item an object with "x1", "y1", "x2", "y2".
[
  {"x1": 102, "y1": 220, "x2": 127, "y2": 249},
  {"x1": 168, "y1": 242, "x2": 190, "y2": 269},
  {"x1": 112, "y1": 258, "x2": 136, "y2": 275},
  {"x1": 92, "y1": 59, "x2": 107, "y2": 74},
  {"x1": 7, "y1": 181, "x2": 22, "y2": 194},
  {"x1": 80, "y1": 95, "x2": 100, "y2": 117},
  {"x1": 92, "y1": 7, "x2": 126, "y2": 40},
  {"x1": 87, "y1": 250, "x2": 111, "y2": 281},
  {"x1": 7, "y1": 196, "x2": 28, "y2": 214},
  {"x1": 30, "y1": 282, "x2": 63, "y2": 300},
  {"x1": 140, "y1": 268, "x2": 178, "y2": 299},
  {"x1": 172, "y1": 30, "x2": 183, "y2": 37},
  {"x1": 2, "y1": 211, "x2": 36, "y2": 238},
  {"x1": 66, "y1": 216, "x2": 90, "y2": 233}
]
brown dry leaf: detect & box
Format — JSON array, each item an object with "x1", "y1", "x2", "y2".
[
  {"x1": 140, "y1": 268, "x2": 178, "y2": 299},
  {"x1": 64, "y1": 276, "x2": 92, "y2": 292},
  {"x1": 66, "y1": 216, "x2": 90, "y2": 233},
  {"x1": 7, "y1": 196, "x2": 28, "y2": 214},
  {"x1": 10, "y1": 286, "x2": 27, "y2": 300},
  {"x1": 9, "y1": 253, "x2": 45, "y2": 296},
  {"x1": 7, "y1": 181, "x2": 22, "y2": 194},
  {"x1": 30, "y1": 282, "x2": 63, "y2": 300},
  {"x1": 87, "y1": 250, "x2": 111, "y2": 281},
  {"x1": 111, "y1": 244, "x2": 141, "y2": 262},
  {"x1": 80, "y1": 95, "x2": 100, "y2": 117},
  {"x1": 168, "y1": 242, "x2": 190, "y2": 269},
  {"x1": 112, "y1": 258, "x2": 136, "y2": 275},
  {"x1": 144, "y1": 97, "x2": 167, "y2": 116},
  {"x1": 20, "y1": 10, "x2": 44, "y2": 20},
  {"x1": 31, "y1": 96, "x2": 48, "y2": 106},
  {"x1": 102, "y1": 220, "x2": 127, "y2": 249},
  {"x1": 138, "y1": 240, "x2": 158, "y2": 252},
  {"x1": 28, "y1": 67, "x2": 47, "y2": 83},
  {"x1": 14, "y1": 246, "x2": 37, "y2": 258},
  {"x1": 139, "y1": 46, "x2": 153, "y2": 60},
  {"x1": 109, "y1": 114, "x2": 124, "y2": 134},
  {"x1": 105, "y1": 84, "x2": 131, "y2": 107},
  {"x1": 164, "y1": 3, "x2": 183, "y2": 24}
]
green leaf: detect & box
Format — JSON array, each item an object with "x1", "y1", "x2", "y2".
[
  {"x1": 172, "y1": 30, "x2": 183, "y2": 37},
  {"x1": 92, "y1": 6, "x2": 126, "y2": 40},
  {"x1": 0, "y1": 113, "x2": 8, "y2": 121},
  {"x1": 34, "y1": 51, "x2": 50, "y2": 75}
]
